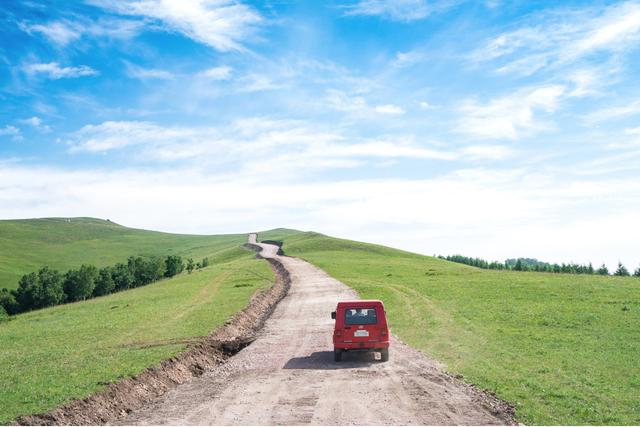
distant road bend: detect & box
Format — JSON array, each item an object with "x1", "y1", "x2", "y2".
[{"x1": 118, "y1": 234, "x2": 514, "y2": 425}]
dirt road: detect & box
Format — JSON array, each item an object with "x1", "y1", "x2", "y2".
[{"x1": 118, "y1": 235, "x2": 514, "y2": 425}]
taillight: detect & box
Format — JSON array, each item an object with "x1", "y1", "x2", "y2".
[
  {"x1": 336, "y1": 330, "x2": 342, "y2": 337},
  {"x1": 381, "y1": 329, "x2": 387, "y2": 336}
]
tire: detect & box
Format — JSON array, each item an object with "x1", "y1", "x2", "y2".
[
  {"x1": 334, "y1": 349, "x2": 342, "y2": 362},
  {"x1": 380, "y1": 348, "x2": 389, "y2": 362}
]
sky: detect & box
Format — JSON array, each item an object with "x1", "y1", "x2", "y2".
[{"x1": 1, "y1": 0, "x2": 640, "y2": 269}]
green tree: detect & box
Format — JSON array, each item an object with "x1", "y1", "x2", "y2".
[
  {"x1": 14, "y1": 267, "x2": 65, "y2": 310},
  {"x1": 31, "y1": 267, "x2": 65, "y2": 309},
  {"x1": 201, "y1": 257, "x2": 210, "y2": 268},
  {"x1": 63, "y1": 265, "x2": 98, "y2": 302},
  {"x1": 165, "y1": 255, "x2": 184, "y2": 277},
  {"x1": 14, "y1": 272, "x2": 38, "y2": 311},
  {"x1": 112, "y1": 263, "x2": 134, "y2": 290},
  {"x1": 93, "y1": 267, "x2": 116, "y2": 297},
  {"x1": 634, "y1": 266, "x2": 640, "y2": 277},
  {"x1": 148, "y1": 257, "x2": 166, "y2": 282},
  {"x1": 597, "y1": 264, "x2": 609, "y2": 275},
  {"x1": 128, "y1": 257, "x2": 165, "y2": 286},
  {"x1": 186, "y1": 258, "x2": 195, "y2": 274},
  {"x1": 0, "y1": 288, "x2": 19, "y2": 315},
  {"x1": 614, "y1": 262, "x2": 630, "y2": 277},
  {"x1": 514, "y1": 259, "x2": 524, "y2": 271}
]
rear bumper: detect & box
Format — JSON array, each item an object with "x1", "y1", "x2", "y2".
[{"x1": 334, "y1": 340, "x2": 390, "y2": 350}]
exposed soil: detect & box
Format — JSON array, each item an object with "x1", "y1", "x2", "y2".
[
  {"x1": 16, "y1": 240, "x2": 290, "y2": 426},
  {"x1": 114, "y1": 235, "x2": 517, "y2": 425}
]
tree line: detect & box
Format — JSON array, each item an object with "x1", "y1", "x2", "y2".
[
  {"x1": 440, "y1": 255, "x2": 640, "y2": 277},
  {"x1": 0, "y1": 255, "x2": 210, "y2": 317}
]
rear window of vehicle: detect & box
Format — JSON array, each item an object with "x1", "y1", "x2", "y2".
[{"x1": 344, "y1": 308, "x2": 377, "y2": 325}]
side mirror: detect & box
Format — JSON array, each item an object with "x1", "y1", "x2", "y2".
[{"x1": 331, "y1": 311, "x2": 336, "y2": 320}]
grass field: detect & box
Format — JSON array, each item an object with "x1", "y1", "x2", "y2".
[
  {"x1": 262, "y1": 230, "x2": 640, "y2": 425},
  {"x1": 0, "y1": 246, "x2": 273, "y2": 424},
  {"x1": 0, "y1": 219, "x2": 278, "y2": 423},
  {"x1": 0, "y1": 218, "x2": 247, "y2": 290}
]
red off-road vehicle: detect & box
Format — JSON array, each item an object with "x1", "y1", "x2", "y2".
[{"x1": 331, "y1": 299, "x2": 390, "y2": 362}]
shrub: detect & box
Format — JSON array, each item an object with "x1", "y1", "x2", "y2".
[
  {"x1": 0, "y1": 289, "x2": 18, "y2": 315},
  {"x1": 112, "y1": 263, "x2": 134, "y2": 291},
  {"x1": 186, "y1": 258, "x2": 195, "y2": 274},
  {"x1": 165, "y1": 255, "x2": 184, "y2": 277},
  {"x1": 0, "y1": 304, "x2": 7, "y2": 321},
  {"x1": 93, "y1": 267, "x2": 116, "y2": 297},
  {"x1": 614, "y1": 262, "x2": 630, "y2": 277},
  {"x1": 128, "y1": 256, "x2": 165, "y2": 286}
]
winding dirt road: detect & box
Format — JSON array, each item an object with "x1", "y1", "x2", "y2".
[{"x1": 117, "y1": 235, "x2": 514, "y2": 425}]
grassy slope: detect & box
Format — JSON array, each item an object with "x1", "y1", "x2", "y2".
[
  {"x1": 0, "y1": 219, "x2": 280, "y2": 423},
  {"x1": 0, "y1": 218, "x2": 246, "y2": 290},
  {"x1": 263, "y1": 231, "x2": 640, "y2": 425}
]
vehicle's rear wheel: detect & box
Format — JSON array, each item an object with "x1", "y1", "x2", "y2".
[
  {"x1": 334, "y1": 348, "x2": 342, "y2": 362},
  {"x1": 380, "y1": 348, "x2": 389, "y2": 362}
]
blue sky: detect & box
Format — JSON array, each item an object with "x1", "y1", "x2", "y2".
[{"x1": 1, "y1": 0, "x2": 640, "y2": 269}]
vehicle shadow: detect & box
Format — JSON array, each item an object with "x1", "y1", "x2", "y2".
[{"x1": 283, "y1": 351, "x2": 381, "y2": 370}]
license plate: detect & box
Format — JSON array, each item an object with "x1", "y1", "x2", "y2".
[{"x1": 354, "y1": 330, "x2": 369, "y2": 337}]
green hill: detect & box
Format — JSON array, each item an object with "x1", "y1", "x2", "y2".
[
  {"x1": 0, "y1": 217, "x2": 249, "y2": 290},
  {"x1": 262, "y1": 230, "x2": 640, "y2": 425}
]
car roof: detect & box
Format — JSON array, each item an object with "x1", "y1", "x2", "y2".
[{"x1": 336, "y1": 299, "x2": 384, "y2": 307}]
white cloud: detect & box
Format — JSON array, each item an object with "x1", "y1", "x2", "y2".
[
  {"x1": 237, "y1": 74, "x2": 285, "y2": 92},
  {"x1": 374, "y1": 104, "x2": 405, "y2": 115},
  {"x1": 473, "y1": 2, "x2": 640, "y2": 75},
  {"x1": 458, "y1": 85, "x2": 566, "y2": 139},
  {"x1": 66, "y1": 119, "x2": 469, "y2": 171},
  {"x1": 198, "y1": 66, "x2": 232, "y2": 80},
  {"x1": 18, "y1": 116, "x2": 51, "y2": 132},
  {"x1": 124, "y1": 61, "x2": 174, "y2": 80},
  {"x1": 19, "y1": 116, "x2": 42, "y2": 127},
  {"x1": 90, "y1": 0, "x2": 263, "y2": 51},
  {"x1": 327, "y1": 89, "x2": 405, "y2": 117},
  {"x1": 23, "y1": 62, "x2": 98, "y2": 79},
  {"x1": 392, "y1": 50, "x2": 424, "y2": 67},
  {"x1": 19, "y1": 21, "x2": 81, "y2": 45},
  {"x1": 68, "y1": 121, "x2": 197, "y2": 153},
  {"x1": 19, "y1": 18, "x2": 144, "y2": 46},
  {"x1": 584, "y1": 100, "x2": 640, "y2": 123},
  {"x1": 0, "y1": 125, "x2": 22, "y2": 141},
  {"x1": 344, "y1": 0, "x2": 457, "y2": 22},
  {"x1": 459, "y1": 144, "x2": 514, "y2": 160}
]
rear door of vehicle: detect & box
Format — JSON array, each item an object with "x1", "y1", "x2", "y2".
[{"x1": 342, "y1": 306, "x2": 381, "y2": 346}]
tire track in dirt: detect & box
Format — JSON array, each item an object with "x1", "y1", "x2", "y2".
[{"x1": 117, "y1": 234, "x2": 515, "y2": 425}]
